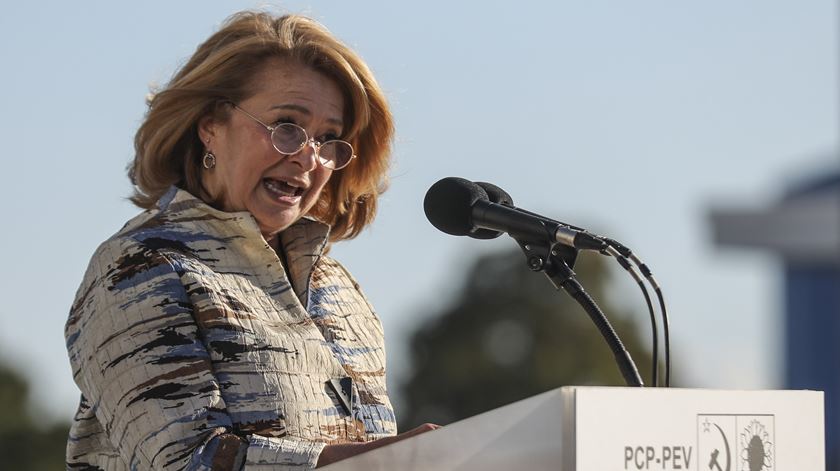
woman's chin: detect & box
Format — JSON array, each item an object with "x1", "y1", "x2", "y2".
[{"x1": 253, "y1": 201, "x2": 307, "y2": 237}]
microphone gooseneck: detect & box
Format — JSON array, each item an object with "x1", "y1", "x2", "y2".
[{"x1": 542, "y1": 255, "x2": 644, "y2": 387}]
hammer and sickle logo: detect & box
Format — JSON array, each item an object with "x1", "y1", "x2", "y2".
[{"x1": 708, "y1": 423, "x2": 732, "y2": 471}]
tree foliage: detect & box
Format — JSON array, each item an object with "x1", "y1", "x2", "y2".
[
  {"x1": 0, "y1": 363, "x2": 69, "y2": 470},
  {"x1": 398, "y1": 248, "x2": 653, "y2": 430}
]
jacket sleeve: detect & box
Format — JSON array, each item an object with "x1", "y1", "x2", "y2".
[{"x1": 65, "y1": 237, "x2": 326, "y2": 470}]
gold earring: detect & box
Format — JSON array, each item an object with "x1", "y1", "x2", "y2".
[{"x1": 202, "y1": 152, "x2": 216, "y2": 169}]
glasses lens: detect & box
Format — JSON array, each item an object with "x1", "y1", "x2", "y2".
[
  {"x1": 271, "y1": 123, "x2": 307, "y2": 154},
  {"x1": 318, "y1": 141, "x2": 354, "y2": 170}
]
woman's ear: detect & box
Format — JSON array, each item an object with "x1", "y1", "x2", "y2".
[{"x1": 197, "y1": 114, "x2": 217, "y2": 148}]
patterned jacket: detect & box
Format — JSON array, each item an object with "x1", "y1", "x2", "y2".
[{"x1": 65, "y1": 187, "x2": 396, "y2": 470}]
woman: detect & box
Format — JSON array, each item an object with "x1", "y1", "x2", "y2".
[{"x1": 65, "y1": 11, "x2": 435, "y2": 470}]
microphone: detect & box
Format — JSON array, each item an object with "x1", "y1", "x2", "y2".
[
  {"x1": 423, "y1": 177, "x2": 645, "y2": 386},
  {"x1": 469, "y1": 181, "x2": 514, "y2": 240},
  {"x1": 423, "y1": 177, "x2": 606, "y2": 250}
]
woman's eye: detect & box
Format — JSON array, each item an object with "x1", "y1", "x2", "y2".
[
  {"x1": 273, "y1": 117, "x2": 297, "y2": 126},
  {"x1": 319, "y1": 133, "x2": 340, "y2": 142}
]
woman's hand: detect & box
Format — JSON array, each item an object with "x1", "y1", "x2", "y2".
[{"x1": 316, "y1": 423, "x2": 441, "y2": 468}]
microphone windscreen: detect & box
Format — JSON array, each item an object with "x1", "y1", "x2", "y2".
[
  {"x1": 424, "y1": 177, "x2": 488, "y2": 236},
  {"x1": 470, "y1": 182, "x2": 514, "y2": 239},
  {"x1": 475, "y1": 181, "x2": 514, "y2": 207}
]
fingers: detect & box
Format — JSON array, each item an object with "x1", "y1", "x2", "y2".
[
  {"x1": 417, "y1": 423, "x2": 442, "y2": 431},
  {"x1": 317, "y1": 423, "x2": 445, "y2": 466},
  {"x1": 401, "y1": 423, "x2": 442, "y2": 438},
  {"x1": 316, "y1": 442, "x2": 371, "y2": 467}
]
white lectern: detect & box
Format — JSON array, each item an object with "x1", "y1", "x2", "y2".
[{"x1": 322, "y1": 387, "x2": 824, "y2": 470}]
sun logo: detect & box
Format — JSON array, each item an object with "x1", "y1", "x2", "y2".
[{"x1": 740, "y1": 419, "x2": 774, "y2": 471}]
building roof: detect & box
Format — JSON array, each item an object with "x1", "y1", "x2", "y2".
[{"x1": 709, "y1": 167, "x2": 840, "y2": 264}]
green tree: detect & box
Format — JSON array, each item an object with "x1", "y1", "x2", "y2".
[
  {"x1": 398, "y1": 248, "x2": 654, "y2": 429},
  {"x1": 0, "y1": 363, "x2": 69, "y2": 470}
]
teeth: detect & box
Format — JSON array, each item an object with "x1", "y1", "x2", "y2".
[{"x1": 264, "y1": 179, "x2": 298, "y2": 197}]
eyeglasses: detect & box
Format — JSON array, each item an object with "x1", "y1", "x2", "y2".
[{"x1": 231, "y1": 104, "x2": 356, "y2": 170}]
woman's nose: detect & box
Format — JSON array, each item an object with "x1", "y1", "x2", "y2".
[{"x1": 286, "y1": 139, "x2": 318, "y2": 171}]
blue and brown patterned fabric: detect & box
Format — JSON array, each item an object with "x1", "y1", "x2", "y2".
[{"x1": 65, "y1": 187, "x2": 396, "y2": 470}]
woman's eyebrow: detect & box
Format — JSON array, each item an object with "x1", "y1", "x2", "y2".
[{"x1": 269, "y1": 104, "x2": 343, "y2": 127}]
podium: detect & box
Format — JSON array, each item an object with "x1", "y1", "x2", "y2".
[{"x1": 322, "y1": 387, "x2": 824, "y2": 470}]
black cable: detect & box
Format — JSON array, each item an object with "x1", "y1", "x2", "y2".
[
  {"x1": 603, "y1": 245, "x2": 659, "y2": 387},
  {"x1": 545, "y1": 259, "x2": 644, "y2": 387},
  {"x1": 604, "y1": 238, "x2": 671, "y2": 387},
  {"x1": 637, "y1": 262, "x2": 670, "y2": 388}
]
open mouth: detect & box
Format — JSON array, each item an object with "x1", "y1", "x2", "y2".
[{"x1": 263, "y1": 178, "x2": 304, "y2": 199}]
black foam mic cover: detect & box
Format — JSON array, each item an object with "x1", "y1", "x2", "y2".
[
  {"x1": 470, "y1": 182, "x2": 514, "y2": 239},
  {"x1": 423, "y1": 177, "x2": 488, "y2": 236}
]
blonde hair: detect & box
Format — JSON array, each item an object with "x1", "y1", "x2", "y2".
[{"x1": 130, "y1": 11, "x2": 393, "y2": 242}]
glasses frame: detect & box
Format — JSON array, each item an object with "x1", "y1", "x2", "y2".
[{"x1": 230, "y1": 103, "x2": 356, "y2": 170}]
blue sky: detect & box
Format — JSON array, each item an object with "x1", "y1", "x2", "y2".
[{"x1": 0, "y1": 1, "x2": 836, "y2": 421}]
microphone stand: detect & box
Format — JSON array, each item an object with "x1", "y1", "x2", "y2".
[{"x1": 514, "y1": 239, "x2": 644, "y2": 387}]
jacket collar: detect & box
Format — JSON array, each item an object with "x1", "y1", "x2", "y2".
[{"x1": 157, "y1": 186, "x2": 331, "y2": 306}]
